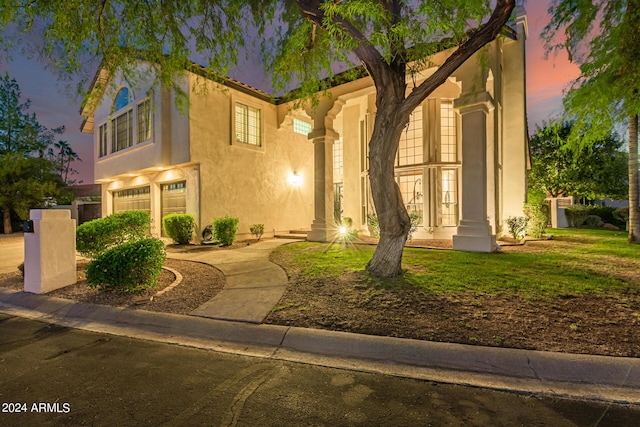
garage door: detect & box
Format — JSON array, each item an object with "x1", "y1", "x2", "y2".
[
  {"x1": 113, "y1": 186, "x2": 151, "y2": 214},
  {"x1": 161, "y1": 181, "x2": 186, "y2": 218}
]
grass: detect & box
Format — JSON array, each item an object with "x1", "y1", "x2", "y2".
[{"x1": 273, "y1": 228, "x2": 640, "y2": 300}]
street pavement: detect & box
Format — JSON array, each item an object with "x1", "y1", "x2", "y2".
[{"x1": 1, "y1": 313, "x2": 638, "y2": 427}]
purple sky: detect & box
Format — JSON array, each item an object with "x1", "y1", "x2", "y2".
[{"x1": 0, "y1": 2, "x2": 578, "y2": 185}]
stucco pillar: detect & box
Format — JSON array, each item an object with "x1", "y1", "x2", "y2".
[
  {"x1": 24, "y1": 209, "x2": 77, "y2": 294},
  {"x1": 307, "y1": 133, "x2": 337, "y2": 242},
  {"x1": 453, "y1": 92, "x2": 497, "y2": 252}
]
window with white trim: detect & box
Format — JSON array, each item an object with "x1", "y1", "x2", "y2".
[
  {"x1": 98, "y1": 123, "x2": 108, "y2": 158},
  {"x1": 440, "y1": 101, "x2": 457, "y2": 162},
  {"x1": 137, "y1": 98, "x2": 151, "y2": 143},
  {"x1": 397, "y1": 106, "x2": 423, "y2": 166},
  {"x1": 111, "y1": 110, "x2": 133, "y2": 152},
  {"x1": 97, "y1": 88, "x2": 153, "y2": 158},
  {"x1": 235, "y1": 102, "x2": 261, "y2": 146}
]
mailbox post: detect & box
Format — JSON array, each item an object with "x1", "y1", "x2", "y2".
[{"x1": 24, "y1": 209, "x2": 77, "y2": 294}]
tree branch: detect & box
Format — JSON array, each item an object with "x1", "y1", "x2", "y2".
[
  {"x1": 403, "y1": 0, "x2": 515, "y2": 113},
  {"x1": 294, "y1": 0, "x2": 390, "y2": 87}
]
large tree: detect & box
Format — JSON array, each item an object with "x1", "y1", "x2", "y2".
[
  {"x1": 545, "y1": 1, "x2": 640, "y2": 242},
  {"x1": 528, "y1": 120, "x2": 627, "y2": 201},
  {"x1": 0, "y1": 0, "x2": 516, "y2": 276},
  {"x1": 0, "y1": 73, "x2": 68, "y2": 233}
]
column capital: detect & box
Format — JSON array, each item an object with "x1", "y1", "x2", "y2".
[
  {"x1": 454, "y1": 91, "x2": 495, "y2": 115},
  {"x1": 309, "y1": 128, "x2": 340, "y2": 142}
]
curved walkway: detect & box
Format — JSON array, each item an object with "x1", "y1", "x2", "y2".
[{"x1": 166, "y1": 239, "x2": 298, "y2": 323}]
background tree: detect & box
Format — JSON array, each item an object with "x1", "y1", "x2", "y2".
[
  {"x1": 0, "y1": 73, "x2": 69, "y2": 233},
  {"x1": 545, "y1": 0, "x2": 640, "y2": 242},
  {"x1": 0, "y1": 0, "x2": 516, "y2": 276},
  {"x1": 529, "y1": 120, "x2": 628, "y2": 201}
]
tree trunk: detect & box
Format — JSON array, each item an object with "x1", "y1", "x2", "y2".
[
  {"x1": 366, "y1": 100, "x2": 412, "y2": 278},
  {"x1": 3, "y1": 204, "x2": 12, "y2": 234},
  {"x1": 628, "y1": 114, "x2": 639, "y2": 243}
]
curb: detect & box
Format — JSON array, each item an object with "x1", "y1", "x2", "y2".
[{"x1": 1, "y1": 288, "x2": 639, "y2": 405}]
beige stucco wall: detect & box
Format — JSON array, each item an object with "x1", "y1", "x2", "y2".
[
  {"x1": 93, "y1": 65, "x2": 190, "y2": 182},
  {"x1": 188, "y1": 74, "x2": 314, "y2": 238}
]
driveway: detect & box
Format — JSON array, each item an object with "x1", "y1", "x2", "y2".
[{"x1": 0, "y1": 233, "x2": 23, "y2": 274}]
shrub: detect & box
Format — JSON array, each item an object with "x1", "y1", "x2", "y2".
[
  {"x1": 505, "y1": 216, "x2": 528, "y2": 240},
  {"x1": 213, "y1": 216, "x2": 239, "y2": 246},
  {"x1": 614, "y1": 207, "x2": 629, "y2": 229},
  {"x1": 587, "y1": 205, "x2": 621, "y2": 227},
  {"x1": 86, "y1": 237, "x2": 166, "y2": 293},
  {"x1": 524, "y1": 203, "x2": 548, "y2": 238},
  {"x1": 407, "y1": 212, "x2": 421, "y2": 241},
  {"x1": 367, "y1": 213, "x2": 380, "y2": 238},
  {"x1": 162, "y1": 213, "x2": 195, "y2": 244},
  {"x1": 77, "y1": 210, "x2": 150, "y2": 258},
  {"x1": 564, "y1": 204, "x2": 591, "y2": 228},
  {"x1": 584, "y1": 215, "x2": 604, "y2": 228},
  {"x1": 249, "y1": 223, "x2": 265, "y2": 241},
  {"x1": 337, "y1": 217, "x2": 358, "y2": 240}
]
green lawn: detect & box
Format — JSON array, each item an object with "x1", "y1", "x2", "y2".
[{"x1": 273, "y1": 228, "x2": 640, "y2": 300}]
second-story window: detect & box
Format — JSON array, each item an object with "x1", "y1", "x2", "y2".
[
  {"x1": 111, "y1": 87, "x2": 133, "y2": 153},
  {"x1": 137, "y1": 98, "x2": 151, "y2": 143},
  {"x1": 98, "y1": 88, "x2": 153, "y2": 158},
  {"x1": 235, "y1": 102, "x2": 261, "y2": 146}
]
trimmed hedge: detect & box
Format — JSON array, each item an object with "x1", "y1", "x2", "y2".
[
  {"x1": 76, "y1": 210, "x2": 150, "y2": 258},
  {"x1": 213, "y1": 216, "x2": 239, "y2": 246},
  {"x1": 86, "y1": 237, "x2": 166, "y2": 293},
  {"x1": 162, "y1": 213, "x2": 195, "y2": 244}
]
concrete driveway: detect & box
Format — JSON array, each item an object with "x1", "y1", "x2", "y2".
[{"x1": 0, "y1": 233, "x2": 23, "y2": 274}]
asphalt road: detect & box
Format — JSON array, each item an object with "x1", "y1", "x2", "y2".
[{"x1": 0, "y1": 314, "x2": 638, "y2": 426}]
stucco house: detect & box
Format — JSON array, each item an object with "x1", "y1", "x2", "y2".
[{"x1": 80, "y1": 12, "x2": 528, "y2": 252}]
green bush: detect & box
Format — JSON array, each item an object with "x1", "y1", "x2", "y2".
[
  {"x1": 614, "y1": 207, "x2": 629, "y2": 228},
  {"x1": 86, "y1": 237, "x2": 166, "y2": 293},
  {"x1": 586, "y1": 205, "x2": 622, "y2": 227},
  {"x1": 407, "y1": 212, "x2": 421, "y2": 241},
  {"x1": 213, "y1": 216, "x2": 239, "y2": 246},
  {"x1": 584, "y1": 215, "x2": 604, "y2": 227},
  {"x1": 249, "y1": 223, "x2": 265, "y2": 241},
  {"x1": 505, "y1": 216, "x2": 528, "y2": 240},
  {"x1": 564, "y1": 204, "x2": 592, "y2": 228},
  {"x1": 524, "y1": 203, "x2": 548, "y2": 238},
  {"x1": 76, "y1": 210, "x2": 150, "y2": 258},
  {"x1": 366, "y1": 213, "x2": 380, "y2": 238},
  {"x1": 162, "y1": 213, "x2": 195, "y2": 244}
]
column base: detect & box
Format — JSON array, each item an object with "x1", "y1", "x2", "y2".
[
  {"x1": 307, "y1": 220, "x2": 339, "y2": 242},
  {"x1": 453, "y1": 220, "x2": 497, "y2": 252},
  {"x1": 452, "y1": 234, "x2": 497, "y2": 252}
]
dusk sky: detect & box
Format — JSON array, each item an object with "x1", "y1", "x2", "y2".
[{"x1": 0, "y1": 1, "x2": 580, "y2": 184}]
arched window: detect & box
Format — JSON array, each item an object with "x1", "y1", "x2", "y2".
[
  {"x1": 111, "y1": 87, "x2": 133, "y2": 152},
  {"x1": 114, "y1": 87, "x2": 131, "y2": 112},
  {"x1": 97, "y1": 87, "x2": 153, "y2": 158}
]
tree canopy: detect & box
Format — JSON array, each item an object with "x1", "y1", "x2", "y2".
[
  {"x1": 528, "y1": 121, "x2": 627, "y2": 201},
  {"x1": 544, "y1": 0, "x2": 640, "y2": 242},
  {"x1": 0, "y1": 73, "x2": 77, "y2": 233},
  {"x1": 0, "y1": 0, "x2": 516, "y2": 274}
]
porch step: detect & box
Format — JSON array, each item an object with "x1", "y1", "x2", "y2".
[{"x1": 274, "y1": 230, "x2": 309, "y2": 240}]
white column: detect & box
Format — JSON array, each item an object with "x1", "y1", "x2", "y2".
[
  {"x1": 24, "y1": 209, "x2": 77, "y2": 294},
  {"x1": 453, "y1": 92, "x2": 497, "y2": 252},
  {"x1": 307, "y1": 133, "x2": 337, "y2": 242}
]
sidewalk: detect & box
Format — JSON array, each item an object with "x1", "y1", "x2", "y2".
[
  {"x1": 165, "y1": 238, "x2": 296, "y2": 323},
  {"x1": 0, "y1": 238, "x2": 639, "y2": 405}
]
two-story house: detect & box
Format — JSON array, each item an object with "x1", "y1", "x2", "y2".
[{"x1": 80, "y1": 12, "x2": 529, "y2": 251}]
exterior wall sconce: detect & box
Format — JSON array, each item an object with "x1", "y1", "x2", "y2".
[{"x1": 289, "y1": 172, "x2": 303, "y2": 187}]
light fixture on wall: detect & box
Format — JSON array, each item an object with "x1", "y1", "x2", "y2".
[{"x1": 289, "y1": 172, "x2": 303, "y2": 187}]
